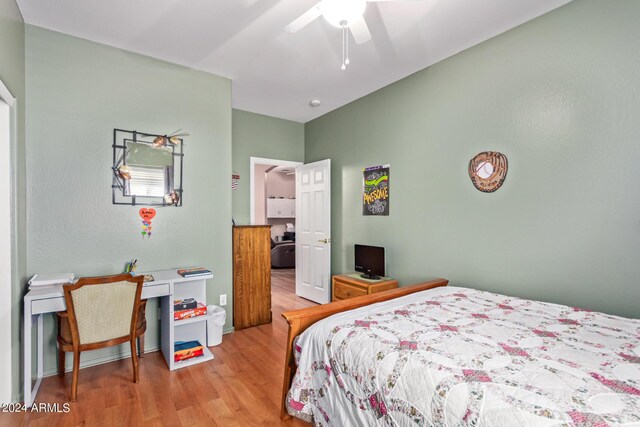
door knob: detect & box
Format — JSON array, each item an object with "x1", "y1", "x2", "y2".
[{"x1": 318, "y1": 238, "x2": 331, "y2": 244}]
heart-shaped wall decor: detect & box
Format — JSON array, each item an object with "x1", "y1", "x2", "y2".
[{"x1": 139, "y1": 208, "x2": 156, "y2": 221}]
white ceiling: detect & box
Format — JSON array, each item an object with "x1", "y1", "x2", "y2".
[{"x1": 16, "y1": 0, "x2": 572, "y2": 123}]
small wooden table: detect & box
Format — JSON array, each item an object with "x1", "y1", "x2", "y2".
[{"x1": 331, "y1": 274, "x2": 399, "y2": 302}]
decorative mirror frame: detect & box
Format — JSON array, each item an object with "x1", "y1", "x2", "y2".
[{"x1": 112, "y1": 128, "x2": 184, "y2": 207}]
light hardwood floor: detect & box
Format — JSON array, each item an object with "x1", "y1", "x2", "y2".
[{"x1": 2, "y1": 269, "x2": 315, "y2": 426}]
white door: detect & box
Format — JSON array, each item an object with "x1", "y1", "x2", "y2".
[
  {"x1": 0, "y1": 98, "x2": 11, "y2": 403},
  {"x1": 295, "y1": 160, "x2": 331, "y2": 304}
]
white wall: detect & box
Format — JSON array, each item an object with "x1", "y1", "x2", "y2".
[
  {"x1": 253, "y1": 164, "x2": 270, "y2": 224},
  {"x1": 266, "y1": 171, "x2": 295, "y2": 199},
  {"x1": 0, "y1": 99, "x2": 11, "y2": 403}
]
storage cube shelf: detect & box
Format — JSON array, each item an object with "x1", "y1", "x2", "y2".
[
  {"x1": 174, "y1": 347, "x2": 214, "y2": 369},
  {"x1": 154, "y1": 269, "x2": 215, "y2": 370},
  {"x1": 174, "y1": 311, "x2": 214, "y2": 326}
]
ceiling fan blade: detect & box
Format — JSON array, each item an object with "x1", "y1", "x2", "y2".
[
  {"x1": 285, "y1": 5, "x2": 323, "y2": 33},
  {"x1": 349, "y1": 18, "x2": 372, "y2": 45}
]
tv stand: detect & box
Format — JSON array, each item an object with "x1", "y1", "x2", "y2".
[
  {"x1": 360, "y1": 273, "x2": 381, "y2": 280},
  {"x1": 332, "y1": 274, "x2": 398, "y2": 302}
]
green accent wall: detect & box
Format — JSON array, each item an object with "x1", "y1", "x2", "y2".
[
  {"x1": 232, "y1": 109, "x2": 304, "y2": 224},
  {"x1": 0, "y1": 0, "x2": 26, "y2": 403},
  {"x1": 25, "y1": 26, "x2": 232, "y2": 380},
  {"x1": 305, "y1": 0, "x2": 640, "y2": 318}
]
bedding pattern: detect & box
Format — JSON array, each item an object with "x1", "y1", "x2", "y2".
[{"x1": 286, "y1": 286, "x2": 640, "y2": 426}]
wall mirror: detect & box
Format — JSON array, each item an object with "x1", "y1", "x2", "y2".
[{"x1": 112, "y1": 129, "x2": 183, "y2": 206}]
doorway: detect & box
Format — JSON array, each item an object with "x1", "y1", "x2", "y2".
[{"x1": 250, "y1": 157, "x2": 302, "y2": 298}]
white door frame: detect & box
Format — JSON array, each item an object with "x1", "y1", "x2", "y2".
[
  {"x1": 0, "y1": 80, "x2": 15, "y2": 108},
  {"x1": 249, "y1": 157, "x2": 302, "y2": 225},
  {"x1": 0, "y1": 78, "x2": 16, "y2": 404}
]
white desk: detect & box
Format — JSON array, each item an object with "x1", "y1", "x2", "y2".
[{"x1": 23, "y1": 269, "x2": 213, "y2": 407}]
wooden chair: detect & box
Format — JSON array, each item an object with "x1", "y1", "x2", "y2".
[
  {"x1": 56, "y1": 274, "x2": 145, "y2": 401},
  {"x1": 58, "y1": 302, "x2": 147, "y2": 368}
]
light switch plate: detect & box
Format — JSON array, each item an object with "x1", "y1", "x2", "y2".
[{"x1": 220, "y1": 294, "x2": 227, "y2": 306}]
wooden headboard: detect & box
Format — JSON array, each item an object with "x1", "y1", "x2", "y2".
[{"x1": 279, "y1": 278, "x2": 449, "y2": 420}]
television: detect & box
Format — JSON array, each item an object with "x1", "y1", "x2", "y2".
[{"x1": 354, "y1": 244, "x2": 385, "y2": 280}]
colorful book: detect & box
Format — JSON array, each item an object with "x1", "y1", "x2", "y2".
[
  {"x1": 174, "y1": 340, "x2": 204, "y2": 362},
  {"x1": 177, "y1": 267, "x2": 211, "y2": 277},
  {"x1": 174, "y1": 303, "x2": 207, "y2": 321}
]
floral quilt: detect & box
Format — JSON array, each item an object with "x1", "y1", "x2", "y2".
[{"x1": 286, "y1": 286, "x2": 640, "y2": 426}]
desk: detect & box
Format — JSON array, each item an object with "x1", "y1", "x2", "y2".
[{"x1": 23, "y1": 269, "x2": 213, "y2": 407}]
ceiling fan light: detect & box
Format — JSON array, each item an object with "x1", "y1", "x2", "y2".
[{"x1": 320, "y1": 0, "x2": 367, "y2": 28}]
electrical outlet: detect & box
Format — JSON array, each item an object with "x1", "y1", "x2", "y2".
[{"x1": 220, "y1": 294, "x2": 227, "y2": 306}]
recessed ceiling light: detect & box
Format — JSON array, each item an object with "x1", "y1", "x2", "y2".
[{"x1": 309, "y1": 99, "x2": 321, "y2": 107}]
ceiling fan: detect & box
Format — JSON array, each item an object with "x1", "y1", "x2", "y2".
[{"x1": 285, "y1": 0, "x2": 421, "y2": 70}]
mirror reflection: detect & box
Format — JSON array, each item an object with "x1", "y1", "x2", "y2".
[{"x1": 124, "y1": 141, "x2": 174, "y2": 198}]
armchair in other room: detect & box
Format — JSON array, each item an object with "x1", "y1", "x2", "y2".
[{"x1": 271, "y1": 238, "x2": 295, "y2": 268}]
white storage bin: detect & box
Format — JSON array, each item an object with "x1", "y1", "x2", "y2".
[{"x1": 206, "y1": 305, "x2": 226, "y2": 346}]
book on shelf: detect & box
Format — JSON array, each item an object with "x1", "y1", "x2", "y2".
[
  {"x1": 177, "y1": 267, "x2": 211, "y2": 278},
  {"x1": 174, "y1": 298, "x2": 197, "y2": 311},
  {"x1": 174, "y1": 340, "x2": 204, "y2": 362},
  {"x1": 174, "y1": 303, "x2": 207, "y2": 321}
]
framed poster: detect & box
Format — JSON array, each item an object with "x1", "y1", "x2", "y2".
[{"x1": 363, "y1": 164, "x2": 390, "y2": 216}]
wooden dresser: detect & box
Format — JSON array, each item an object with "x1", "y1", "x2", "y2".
[
  {"x1": 233, "y1": 225, "x2": 272, "y2": 330},
  {"x1": 331, "y1": 274, "x2": 399, "y2": 302}
]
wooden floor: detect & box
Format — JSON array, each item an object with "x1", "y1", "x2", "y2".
[{"x1": 2, "y1": 269, "x2": 315, "y2": 427}]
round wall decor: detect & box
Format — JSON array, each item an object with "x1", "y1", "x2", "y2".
[{"x1": 468, "y1": 151, "x2": 508, "y2": 193}]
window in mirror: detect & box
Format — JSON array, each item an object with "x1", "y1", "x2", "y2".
[{"x1": 127, "y1": 165, "x2": 167, "y2": 197}]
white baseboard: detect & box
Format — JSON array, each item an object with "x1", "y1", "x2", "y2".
[
  {"x1": 43, "y1": 345, "x2": 161, "y2": 378},
  {"x1": 41, "y1": 328, "x2": 236, "y2": 378}
]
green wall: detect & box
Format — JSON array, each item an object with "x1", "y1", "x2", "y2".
[
  {"x1": 10, "y1": 0, "x2": 640, "y2": 403},
  {"x1": 25, "y1": 26, "x2": 232, "y2": 379},
  {"x1": 0, "y1": 0, "x2": 26, "y2": 403},
  {"x1": 232, "y1": 109, "x2": 304, "y2": 224},
  {"x1": 305, "y1": 0, "x2": 640, "y2": 318}
]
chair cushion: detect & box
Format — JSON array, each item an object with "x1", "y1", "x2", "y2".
[
  {"x1": 70, "y1": 280, "x2": 138, "y2": 344},
  {"x1": 58, "y1": 300, "x2": 146, "y2": 346}
]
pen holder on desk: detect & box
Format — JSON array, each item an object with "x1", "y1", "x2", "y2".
[{"x1": 124, "y1": 260, "x2": 138, "y2": 274}]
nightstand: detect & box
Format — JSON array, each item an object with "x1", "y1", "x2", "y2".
[{"x1": 331, "y1": 274, "x2": 399, "y2": 302}]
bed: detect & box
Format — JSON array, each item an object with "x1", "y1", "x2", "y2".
[{"x1": 280, "y1": 279, "x2": 640, "y2": 426}]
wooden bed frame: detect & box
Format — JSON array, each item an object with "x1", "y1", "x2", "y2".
[{"x1": 279, "y1": 278, "x2": 449, "y2": 420}]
